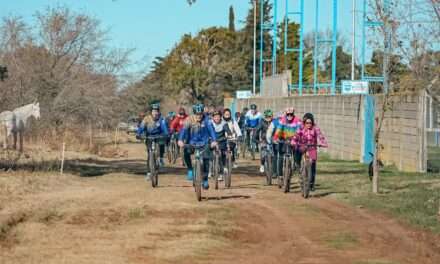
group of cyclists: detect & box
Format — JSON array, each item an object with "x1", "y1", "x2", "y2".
[{"x1": 136, "y1": 101, "x2": 327, "y2": 196}]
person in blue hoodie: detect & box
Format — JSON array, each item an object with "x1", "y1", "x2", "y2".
[
  {"x1": 136, "y1": 103, "x2": 169, "y2": 180},
  {"x1": 244, "y1": 104, "x2": 262, "y2": 150},
  {"x1": 178, "y1": 103, "x2": 217, "y2": 190}
]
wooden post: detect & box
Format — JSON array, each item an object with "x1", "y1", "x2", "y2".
[{"x1": 60, "y1": 142, "x2": 65, "y2": 175}]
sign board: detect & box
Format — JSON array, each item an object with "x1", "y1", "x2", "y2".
[
  {"x1": 236, "y1": 90, "x2": 253, "y2": 99},
  {"x1": 341, "y1": 80, "x2": 369, "y2": 95}
]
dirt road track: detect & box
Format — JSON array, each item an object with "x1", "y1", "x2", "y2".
[{"x1": 1, "y1": 143, "x2": 439, "y2": 264}]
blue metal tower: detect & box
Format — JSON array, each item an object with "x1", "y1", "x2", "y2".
[
  {"x1": 284, "y1": 0, "x2": 305, "y2": 95},
  {"x1": 259, "y1": 0, "x2": 278, "y2": 94},
  {"x1": 313, "y1": 0, "x2": 338, "y2": 95},
  {"x1": 361, "y1": 0, "x2": 391, "y2": 91}
]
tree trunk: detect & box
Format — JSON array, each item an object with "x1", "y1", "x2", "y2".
[{"x1": 372, "y1": 144, "x2": 379, "y2": 193}]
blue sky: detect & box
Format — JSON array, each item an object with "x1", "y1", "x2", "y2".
[{"x1": 1, "y1": 0, "x2": 362, "y2": 73}]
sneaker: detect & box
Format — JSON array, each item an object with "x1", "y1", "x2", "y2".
[
  {"x1": 208, "y1": 171, "x2": 212, "y2": 179},
  {"x1": 187, "y1": 169, "x2": 193, "y2": 181},
  {"x1": 223, "y1": 167, "x2": 228, "y2": 175},
  {"x1": 145, "y1": 172, "x2": 151, "y2": 181},
  {"x1": 259, "y1": 165, "x2": 265, "y2": 173},
  {"x1": 159, "y1": 158, "x2": 165, "y2": 167},
  {"x1": 218, "y1": 174, "x2": 224, "y2": 181},
  {"x1": 310, "y1": 185, "x2": 315, "y2": 192},
  {"x1": 202, "y1": 179, "x2": 209, "y2": 190},
  {"x1": 233, "y1": 163, "x2": 238, "y2": 169}
]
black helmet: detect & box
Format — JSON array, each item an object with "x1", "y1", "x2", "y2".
[
  {"x1": 250, "y1": 104, "x2": 257, "y2": 110},
  {"x1": 303, "y1": 112, "x2": 315, "y2": 125},
  {"x1": 192, "y1": 103, "x2": 204, "y2": 114},
  {"x1": 151, "y1": 103, "x2": 160, "y2": 111}
]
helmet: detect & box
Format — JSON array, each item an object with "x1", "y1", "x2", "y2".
[
  {"x1": 250, "y1": 104, "x2": 257, "y2": 110},
  {"x1": 168, "y1": 111, "x2": 176, "y2": 117},
  {"x1": 263, "y1": 109, "x2": 273, "y2": 117},
  {"x1": 151, "y1": 103, "x2": 160, "y2": 111},
  {"x1": 192, "y1": 103, "x2": 204, "y2": 114},
  {"x1": 285, "y1": 107, "x2": 294, "y2": 114},
  {"x1": 303, "y1": 113, "x2": 315, "y2": 125}
]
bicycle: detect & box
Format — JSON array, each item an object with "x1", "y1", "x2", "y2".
[
  {"x1": 212, "y1": 146, "x2": 221, "y2": 190},
  {"x1": 167, "y1": 133, "x2": 179, "y2": 164},
  {"x1": 224, "y1": 138, "x2": 238, "y2": 188},
  {"x1": 245, "y1": 128, "x2": 258, "y2": 160},
  {"x1": 262, "y1": 142, "x2": 274, "y2": 185},
  {"x1": 273, "y1": 139, "x2": 289, "y2": 189},
  {"x1": 184, "y1": 143, "x2": 208, "y2": 202},
  {"x1": 282, "y1": 143, "x2": 296, "y2": 193},
  {"x1": 146, "y1": 135, "x2": 167, "y2": 188},
  {"x1": 299, "y1": 144, "x2": 319, "y2": 199}
]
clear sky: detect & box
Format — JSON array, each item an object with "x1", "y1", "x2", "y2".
[{"x1": 1, "y1": 0, "x2": 361, "y2": 73}]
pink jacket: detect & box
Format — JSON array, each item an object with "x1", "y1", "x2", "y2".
[{"x1": 291, "y1": 126, "x2": 328, "y2": 161}]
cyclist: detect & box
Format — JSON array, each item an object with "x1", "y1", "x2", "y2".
[
  {"x1": 178, "y1": 103, "x2": 217, "y2": 189},
  {"x1": 223, "y1": 108, "x2": 242, "y2": 169},
  {"x1": 211, "y1": 110, "x2": 232, "y2": 181},
  {"x1": 291, "y1": 113, "x2": 328, "y2": 191},
  {"x1": 266, "y1": 107, "x2": 302, "y2": 177},
  {"x1": 136, "y1": 103, "x2": 169, "y2": 180},
  {"x1": 256, "y1": 109, "x2": 274, "y2": 173},
  {"x1": 170, "y1": 107, "x2": 188, "y2": 134},
  {"x1": 166, "y1": 111, "x2": 176, "y2": 128},
  {"x1": 237, "y1": 107, "x2": 248, "y2": 132},
  {"x1": 244, "y1": 104, "x2": 261, "y2": 151}
]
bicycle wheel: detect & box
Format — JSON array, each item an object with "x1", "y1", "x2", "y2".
[
  {"x1": 214, "y1": 151, "x2": 219, "y2": 190},
  {"x1": 265, "y1": 153, "x2": 272, "y2": 185},
  {"x1": 283, "y1": 156, "x2": 292, "y2": 193},
  {"x1": 241, "y1": 138, "x2": 246, "y2": 159},
  {"x1": 150, "y1": 151, "x2": 158, "y2": 188},
  {"x1": 277, "y1": 154, "x2": 283, "y2": 189},
  {"x1": 167, "y1": 144, "x2": 172, "y2": 163},
  {"x1": 225, "y1": 151, "x2": 232, "y2": 188},
  {"x1": 195, "y1": 159, "x2": 202, "y2": 201},
  {"x1": 250, "y1": 141, "x2": 256, "y2": 160},
  {"x1": 301, "y1": 158, "x2": 311, "y2": 199}
]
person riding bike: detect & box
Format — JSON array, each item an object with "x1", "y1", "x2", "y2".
[
  {"x1": 170, "y1": 107, "x2": 188, "y2": 134},
  {"x1": 136, "y1": 103, "x2": 169, "y2": 180},
  {"x1": 237, "y1": 107, "x2": 248, "y2": 132},
  {"x1": 257, "y1": 109, "x2": 274, "y2": 173},
  {"x1": 211, "y1": 110, "x2": 232, "y2": 181},
  {"x1": 178, "y1": 103, "x2": 218, "y2": 190},
  {"x1": 223, "y1": 108, "x2": 242, "y2": 169},
  {"x1": 166, "y1": 111, "x2": 176, "y2": 127},
  {"x1": 244, "y1": 104, "x2": 261, "y2": 151},
  {"x1": 291, "y1": 113, "x2": 328, "y2": 191},
  {"x1": 266, "y1": 107, "x2": 302, "y2": 177}
]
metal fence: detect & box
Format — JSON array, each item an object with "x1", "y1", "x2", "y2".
[{"x1": 426, "y1": 94, "x2": 440, "y2": 172}]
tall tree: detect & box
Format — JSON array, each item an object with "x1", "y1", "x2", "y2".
[{"x1": 228, "y1": 5, "x2": 235, "y2": 32}]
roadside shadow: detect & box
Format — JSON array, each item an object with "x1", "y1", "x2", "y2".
[{"x1": 205, "y1": 195, "x2": 251, "y2": 201}]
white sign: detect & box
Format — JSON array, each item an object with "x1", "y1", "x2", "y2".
[
  {"x1": 341, "y1": 80, "x2": 369, "y2": 95},
  {"x1": 236, "y1": 90, "x2": 253, "y2": 99}
]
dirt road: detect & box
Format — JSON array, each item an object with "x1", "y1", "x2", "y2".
[{"x1": 1, "y1": 142, "x2": 439, "y2": 264}]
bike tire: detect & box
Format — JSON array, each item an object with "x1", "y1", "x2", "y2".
[
  {"x1": 241, "y1": 140, "x2": 246, "y2": 159},
  {"x1": 283, "y1": 157, "x2": 291, "y2": 193},
  {"x1": 251, "y1": 143, "x2": 256, "y2": 160},
  {"x1": 214, "y1": 152, "x2": 219, "y2": 190},
  {"x1": 150, "y1": 152, "x2": 157, "y2": 188},
  {"x1": 277, "y1": 154, "x2": 283, "y2": 189},
  {"x1": 301, "y1": 158, "x2": 311, "y2": 199},
  {"x1": 225, "y1": 151, "x2": 232, "y2": 188},
  {"x1": 195, "y1": 159, "x2": 202, "y2": 201},
  {"x1": 265, "y1": 154, "x2": 272, "y2": 185}
]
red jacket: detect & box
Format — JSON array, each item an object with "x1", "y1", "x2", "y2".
[{"x1": 170, "y1": 114, "x2": 188, "y2": 133}]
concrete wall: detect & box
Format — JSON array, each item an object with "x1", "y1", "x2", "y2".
[
  {"x1": 234, "y1": 93, "x2": 426, "y2": 172},
  {"x1": 261, "y1": 71, "x2": 291, "y2": 97}
]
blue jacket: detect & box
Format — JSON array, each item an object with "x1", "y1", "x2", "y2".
[
  {"x1": 179, "y1": 115, "x2": 217, "y2": 145},
  {"x1": 136, "y1": 115, "x2": 169, "y2": 137},
  {"x1": 245, "y1": 111, "x2": 262, "y2": 128}
]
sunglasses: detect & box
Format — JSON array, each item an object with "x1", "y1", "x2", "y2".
[{"x1": 286, "y1": 113, "x2": 294, "y2": 116}]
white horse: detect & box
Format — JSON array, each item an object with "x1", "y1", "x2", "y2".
[{"x1": 0, "y1": 102, "x2": 40, "y2": 151}]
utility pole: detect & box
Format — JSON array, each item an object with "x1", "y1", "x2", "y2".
[
  {"x1": 253, "y1": 0, "x2": 257, "y2": 95},
  {"x1": 351, "y1": 0, "x2": 356, "y2": 81}
]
